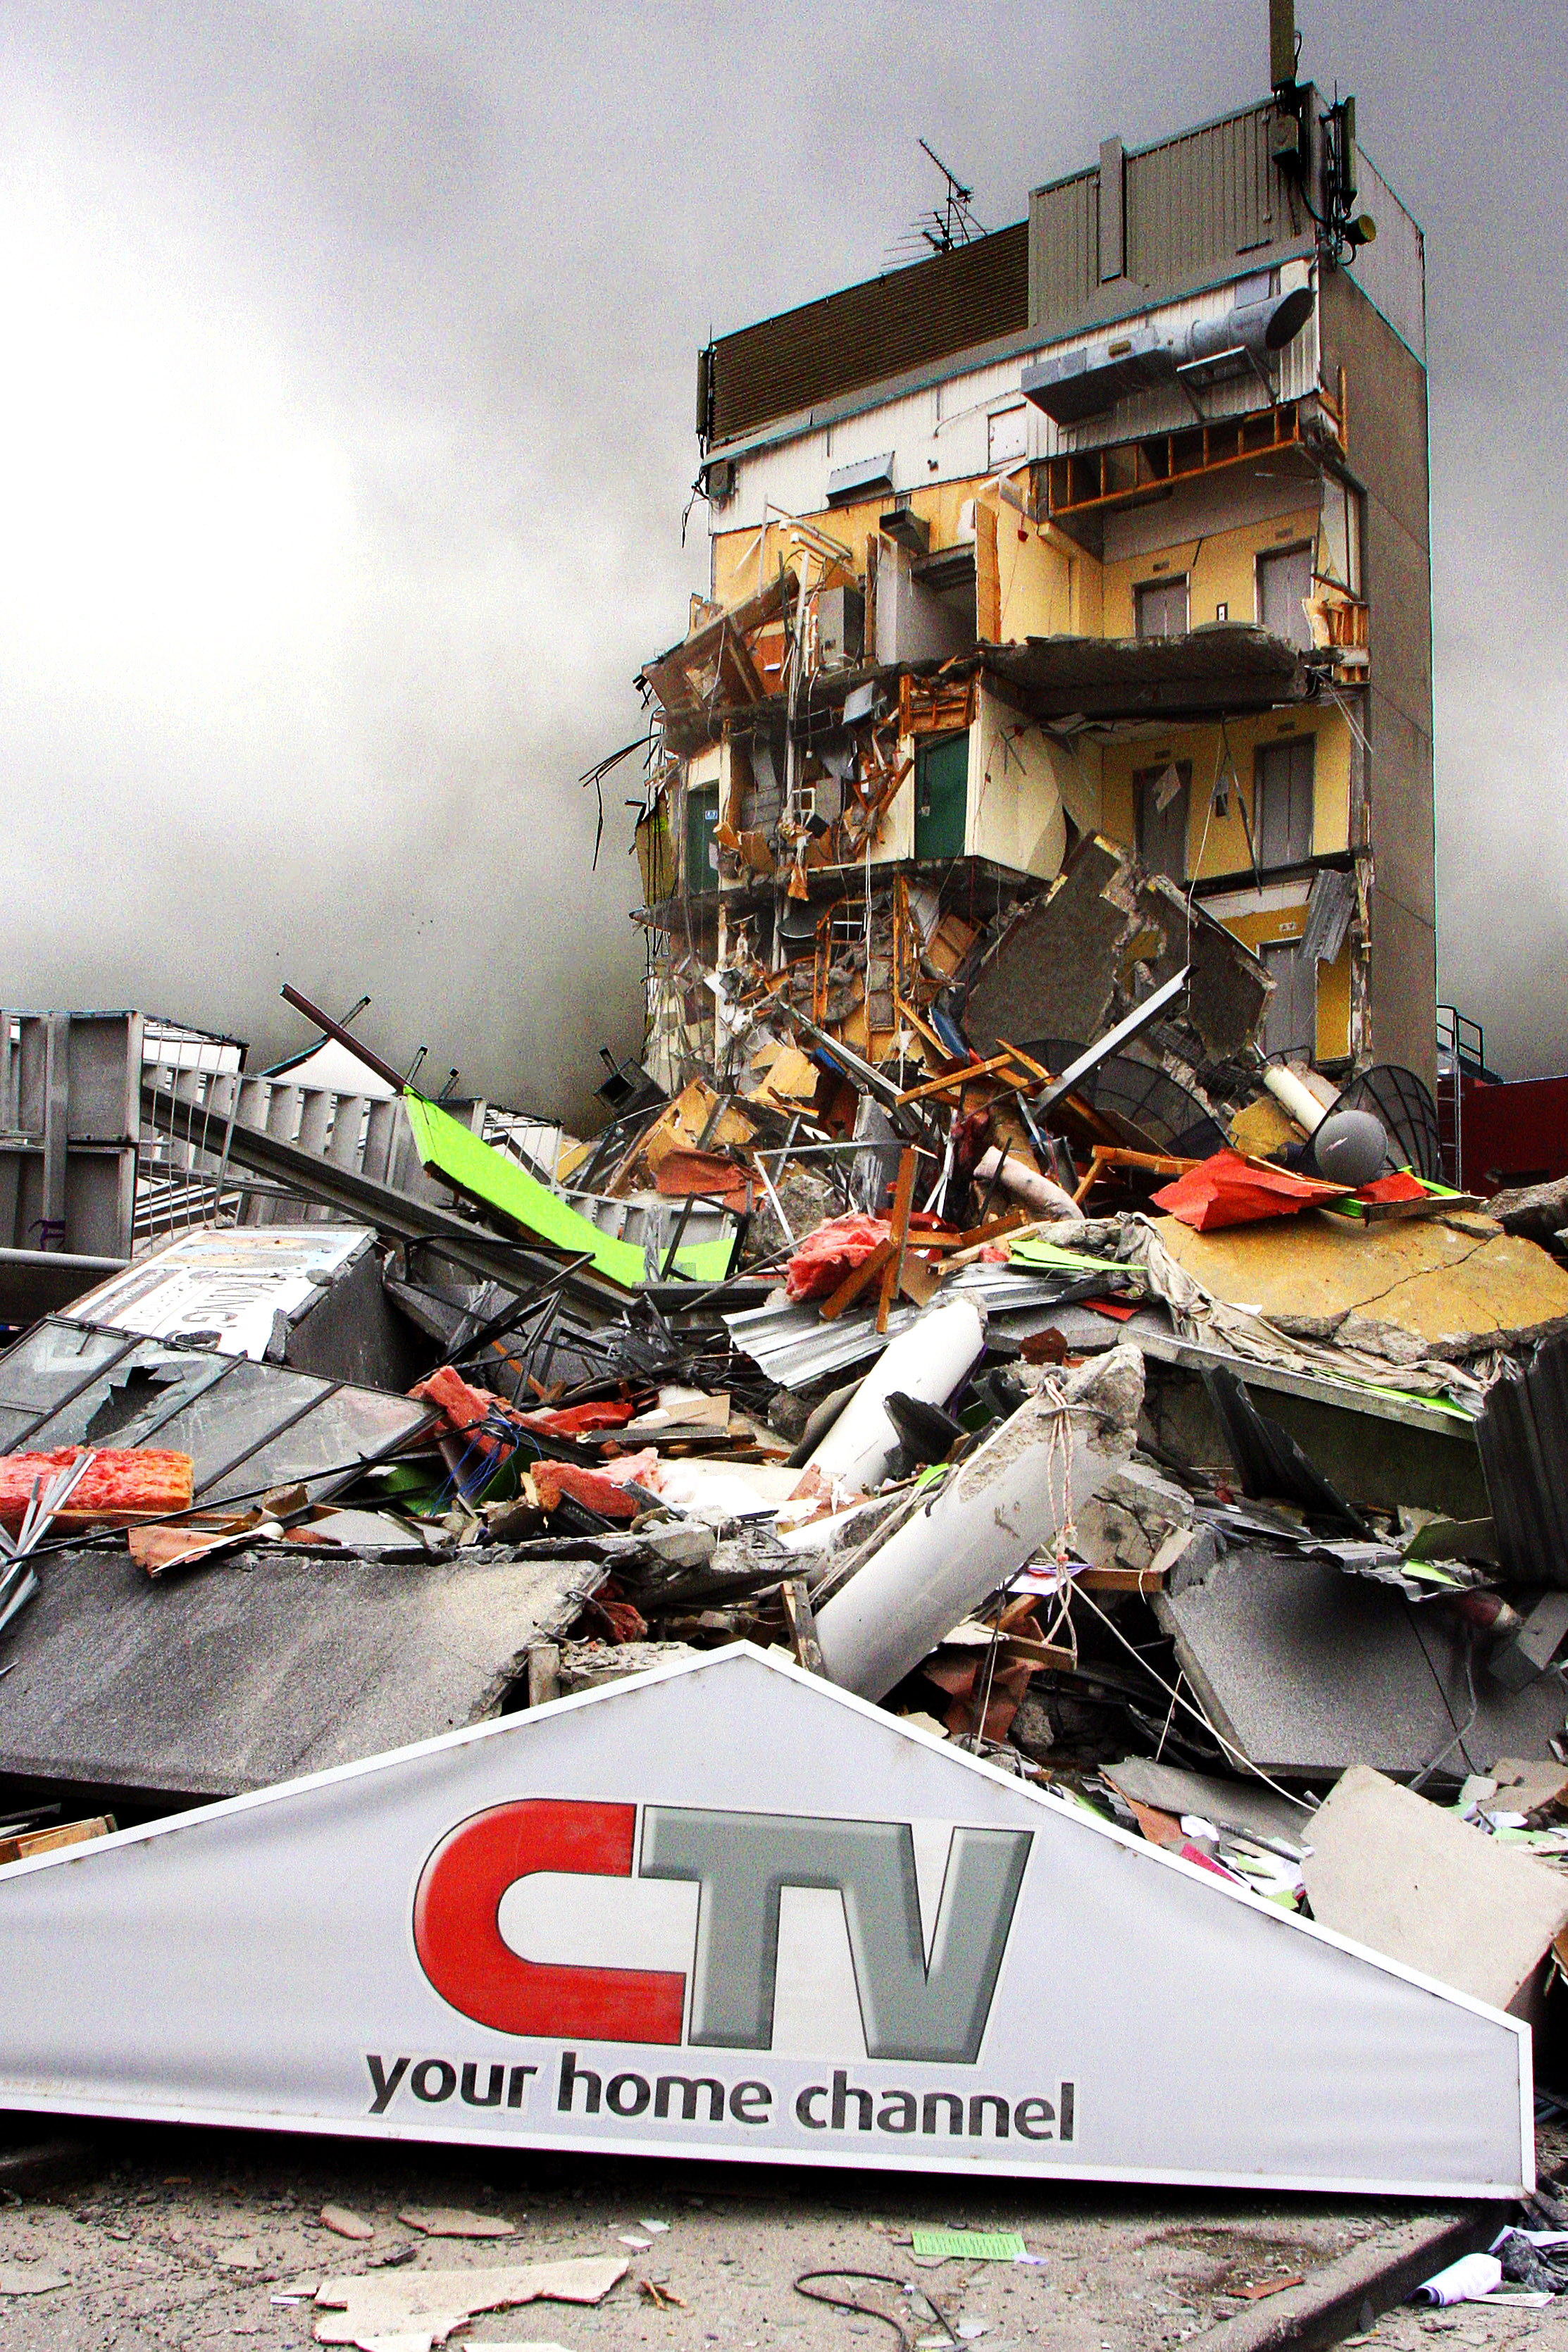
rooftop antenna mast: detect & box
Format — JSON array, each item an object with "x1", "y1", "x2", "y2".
[{"x1": 883, "y1": 140, "x2": 985, "y2": 268}]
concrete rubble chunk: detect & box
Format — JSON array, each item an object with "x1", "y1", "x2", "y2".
[
  {"x1": 1302, "y1": 1764, "x2": 1568, "y2": 2016},
  {"x1": 814, "y1": 1346, "x2": 1144, "y2": 1699}
]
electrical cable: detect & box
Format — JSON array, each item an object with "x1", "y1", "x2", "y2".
[
  {"x1": 1068, "y1": 1579, "x2": 1314, "y2": 1812},
  {"x1": 793, "y1": 2270, "x2": 957, "y2": 2352}
]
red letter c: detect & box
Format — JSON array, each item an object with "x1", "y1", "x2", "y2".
[{"x1": 413, "y1": 1799, "x2": 685, "y2": 2044}]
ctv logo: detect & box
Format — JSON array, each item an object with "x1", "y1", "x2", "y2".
[{"x1": 414, "y1": 1800, "x2": 1031, "y2": 2065}]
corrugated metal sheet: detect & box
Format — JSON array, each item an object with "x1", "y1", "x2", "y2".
[
  {"x1": 709, "y1": 225, "x2": 1029, "y2": 447},
  {"x1": 1030, "y1": 102, "x2": 1309, "y2": 344},
  {"x1": 723, "y1": 1264, "x2": 1084, "y2": 1390},
  {"x1": 1029, "y1": 171, "x2": 1099, "y2": 339},
  {"x1": 1127, "y1": 105, "x2": 1280, "y2": 299}
]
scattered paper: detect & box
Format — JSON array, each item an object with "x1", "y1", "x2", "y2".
[
  {"x1": 618, "y1": 2234, "x2": 652, "y2": 2251},
  {"x1": 1414, "y1": 2251, "x2": 1502, "y2": 2305},
  {"x1": 638, "y1": 2220, "x2": 671, "y2": 2234},
  {"x1": 321, "y1": 2206, "x2": 375, "y2": 2241},
  {"x1": 397, "y1": 2208, "x2": 516, "y2": 2239},
  {"x1": 911, "y1": 2229, "x2": 1025, "y2": 2262},
  {"x1": 0, "y1": 2265, "x2": 69, "y2": 2295}
]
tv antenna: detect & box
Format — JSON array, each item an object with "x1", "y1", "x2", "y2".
[{"x1": 883, "y1": 140, "x2": 985, "y2": 269}]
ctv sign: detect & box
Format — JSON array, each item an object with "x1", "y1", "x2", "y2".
[
  {"x1": 382, "y1": 1795, "x2": 1075, "y2": 2148},
  {"x1": 0, "y1": 1648, "x2": 1531, "y2": 2193},
  {"x1": 413, "y1": 1798, "x2": 1031, "y2": 2060}
]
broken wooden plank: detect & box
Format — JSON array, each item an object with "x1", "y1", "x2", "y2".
[
  {"x1": 878, "y1": 1149, "x2": 917, "y2": 1336},
  {"x1": 817, "y1": 1238, "x2": 895, "y2": 1322},
  {"x1": 781, "y1": 1577, "x2": 827, "y2": 1676}
]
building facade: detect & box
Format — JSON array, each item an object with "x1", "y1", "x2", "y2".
[{"x1": 628, "y1": 75, "x2": 1433, "y2": 1105}]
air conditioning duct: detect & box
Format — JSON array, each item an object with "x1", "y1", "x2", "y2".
[
  {"x1": 1022, "y1": 285, "x2": 1314, "y2": 425},
  {"x1": 1176, "y1": 284, "x2": 1314, "y2": 373}
]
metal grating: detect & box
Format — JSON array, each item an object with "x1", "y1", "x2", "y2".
[{"x1": 707, "y1": 225, "x2": 1029, "y2": 449}]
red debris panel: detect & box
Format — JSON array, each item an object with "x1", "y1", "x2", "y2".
[
  {"x1": 1356, "y1": 1171, "x2": 1429, "y2": 1205},
  {"x1": 522, "y1": 1400, "x2": 636, "y2": 1438},
  {"x1": 654, "y1": 1150, "x2": 753, "y2": 1214},
  {"x1": 410, "y1": 1365, "x2": 499, "y2": 1433},
  {"x1": 1151, "y1": 1150, "x2": 1349, "y2": 1232},
  {"x1": 530, "y1": 1460, "x2": 641, "y2": 1522},
  {"x1": 0, "y1": 1448, "x2": 194, "y2": 1533},
  {"x1": 785, "y1": 1214, "x2": 891, "y2": 1301}
]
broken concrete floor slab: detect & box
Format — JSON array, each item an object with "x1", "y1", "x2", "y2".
[
  {"x1": 1153, "y1": 1209, "x2": 1568, "y2": 1359},
  {"x1": 0, "y1": 1545, "x2": 600, "y2": 1803},
  {"x1": 1155, "y1": 1539, "x2": 1568, "y2": 1779}
]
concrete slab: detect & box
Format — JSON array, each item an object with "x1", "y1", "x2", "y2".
[
  {"x1": 1153, "y1": 1212, "x2": 1568, "y2": 1359},
  {"x1": 1155, "y1": 1540, "x2": 1568, "y2": 1780},
  {"x1": 0, "y1": 1546, "x2": 599, "y2": 1805}
]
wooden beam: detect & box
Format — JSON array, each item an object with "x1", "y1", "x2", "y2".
[
  {"x1": 782, "y1": 1576, "x2": 827, "y2": 1676},
  {"x1": 818, "y1": 1238, "x2": 894, "y2": 1322},
  {"x1": 878, "y1": 1147, "x2": 916, "y2": 1336},
  {"x1": 895, "y1": 1052, "x2": 1033, "y2": 1107}
]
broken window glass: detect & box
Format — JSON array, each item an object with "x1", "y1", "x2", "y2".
[
  {"x1": 199, "y1": 1382, "x2": 430, "y2": 1507},
  {"x1": 24, "y1": 1341, "x2": 238, "y2": 1454},
  {"x1": 0, "y1": 1320, "x2": 133, "y2": 1423}
]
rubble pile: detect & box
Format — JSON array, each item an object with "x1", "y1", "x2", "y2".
[{"x1": 3, "y1": 897, "x2": 1568, "y2": 2098}]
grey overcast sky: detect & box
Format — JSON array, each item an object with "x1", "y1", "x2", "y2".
[{"x1": 1, "y1": 2, "x2": 1562, "y2": 1116}]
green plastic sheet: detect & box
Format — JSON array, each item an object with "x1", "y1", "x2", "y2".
[{"x1": 402, "y1": 1095, "x2": 736, "y2": 1290}]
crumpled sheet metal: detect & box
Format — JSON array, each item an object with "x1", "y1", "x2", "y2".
[
  {"x1": 1118, "y1": 1218, "x2": 1490, "y2": 1411},
  {"x1": 724, "y1": 1265, "x2": 1078, "y2": 1390}
]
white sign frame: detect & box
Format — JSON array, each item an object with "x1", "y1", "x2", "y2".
[{"x1": 0, "y1": 1647, "x2": 1532, "y2": 2195}]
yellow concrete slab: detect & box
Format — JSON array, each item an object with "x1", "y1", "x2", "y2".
[{"x1": 1152, "y1": 1209, "x2": 1568, "y2": 1354}]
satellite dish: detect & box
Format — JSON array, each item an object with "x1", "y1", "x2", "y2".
[{"x1": 1331, "y1": 1066, "x2": 1442, "y2": 1181}]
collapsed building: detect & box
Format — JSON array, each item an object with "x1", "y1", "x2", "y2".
[
  {"x1": 4, "y1": 8, "x2": 1568, "y2": 2243},
  {"x1": 629, "y1": 67, "x2": 1433, "y2": 1128}
]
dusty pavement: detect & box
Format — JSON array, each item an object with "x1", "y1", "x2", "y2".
[{"x1": 0, "y1": 2121, "x2": 1556, "y2": 2351}]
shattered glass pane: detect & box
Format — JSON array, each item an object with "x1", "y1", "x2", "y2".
[
  {"x1": 199, "y1": 1383, "x2": 430, "y2": 1507},
  {"x1": 0, "y1": 1320, "x2": 135, "y2": 1424},
  {"x1": 24, "y1": 1341, "x2": 241, "y2": 1455},
  {"x1": 154, "y1": 1359, "x2": 330, "y2": 1495}
]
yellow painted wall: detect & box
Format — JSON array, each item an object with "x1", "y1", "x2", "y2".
[
  {"x1": 965, "y1": 685, "x2": 1069, "y2": 879},
  {"x1": 711, "y1": 478, "x2": 1107, "y2": 647},
  {"x1": 1316, "y1": 938, "x2": 1352, "y2": 1062},
  {"x1": 713, "y1": 480, "x2": 984, "y2": 610},
  {"x1": 1101, "y1": 508, "x2": 1319, "y2": 636},
  {"x1": 1100, "y1": 706, "x2": 1351, "y2": 877}
]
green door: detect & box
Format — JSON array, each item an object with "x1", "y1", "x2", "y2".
[
  {"x1": 685, "y1": 785, "x2": 720, "y2": 894},
  {"x1": 915, "y1": 734, "x2": 969, "y2": 861}
]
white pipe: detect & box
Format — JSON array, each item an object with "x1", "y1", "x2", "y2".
[
  {"x1": 974, "y1": 1147, "x2": 1083, "y2": 1222},
  {"x1": 1264, "y1": 1062, "x2": 1328, "y2": 1135},
  {"x1": 814, "y1": 1347, "x2": 1145, "y2": 1701},
  {"x1": 799, "y1": 1297, "x2": 985, "y2": 1498}
]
